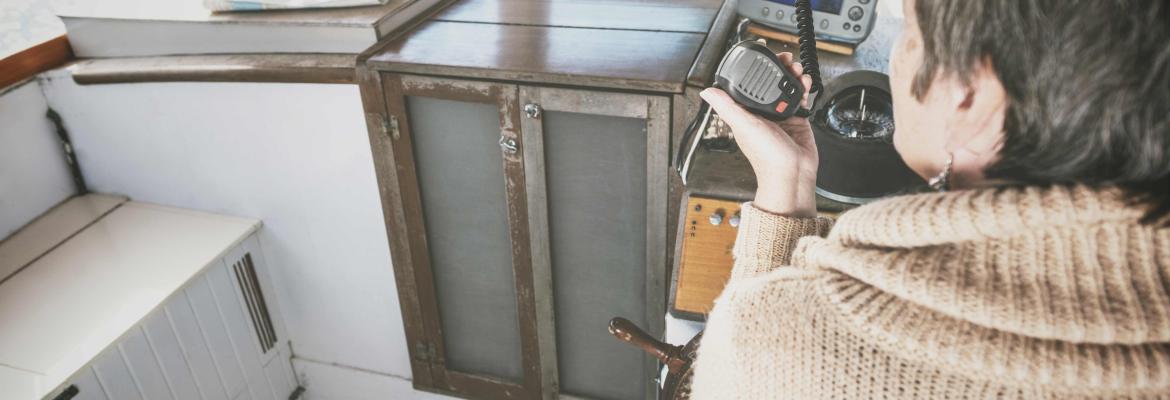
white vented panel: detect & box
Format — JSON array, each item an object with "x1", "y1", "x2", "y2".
[
  {"x1": 232, "y1": 254, "x2": 277, "y2": 354},
  {"x1": 45, "y1": 233, "x2": 296, "y2": 400}
]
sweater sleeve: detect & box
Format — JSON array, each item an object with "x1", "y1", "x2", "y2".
[
  {"x1": 690, "y1": 268, "x2": 823, "y2": 399},
  {"x1": 729, "y1": 202, "x2": 834, "y2": 281}
]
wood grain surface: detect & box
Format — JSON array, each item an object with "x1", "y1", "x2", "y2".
[
  {"x1": 434, "y1": 0, "x2": 720, "y2": 33},
  {"x1": 366, "y1": 20, "x2": 706, "y2": 93},
  {"x1": 71, "y1": 54, "x2": 358, "y2": 85},
  {"x1": 673, "y1": 196, "x2": 743, "y2": 316},
  {"x1": 0, "y1": 35, "x2": 72, "y2": 91},
  {"x1": 747, "y1": 23, "x2": 856, "y2": 56}
]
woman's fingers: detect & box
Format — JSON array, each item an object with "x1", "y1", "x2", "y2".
[
  {"x1": 699, "y1": 88, "x2": 765, "y2": 134},
  {"x1": 801, "y1": 74, "x2": 813, "y2": 107},
  {"x1": 775, "y1": 51, "x2": 805, "y2": 77},
  {"x1": 775, "y1": 51, "x2": 810, "y2": 107},
  {"x1": 777, "y1": 51, "x2": 794, "y2": 65}
]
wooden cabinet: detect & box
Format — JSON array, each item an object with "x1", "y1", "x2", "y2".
[
  {"x1": 363, "y1": 74, "x2": 669, "y2": 399},
  {"x1": 357, "y1": 1, "x2": 736, "y2": 398}
]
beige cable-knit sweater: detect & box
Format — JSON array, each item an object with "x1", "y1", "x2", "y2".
[{"x1": 691, "y1": 185, "x2": 1170, "y2": 399}]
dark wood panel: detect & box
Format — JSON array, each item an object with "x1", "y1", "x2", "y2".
[
  {"x1": 356, "y1": 68, "x2": 435, "y2": 387},
  {"x1": 366, "y1": 21, "x2": 706, "y2": 93},
  {"x1": 687, "y1": 142, "x2": 759, "y2": 201},
  {"x1": 385, "y1": 75, "x2": 489, "y2": 395},
  {"x1": 667, "y1": 88, "x2": 704, "y2": 290},
  {"x1": 0, "y1": 35, "x2": 73, "y2": 91},
  {"x1": 494, "y1": 81, "x2": 548, "y2": 400},
  {"x1": 686, "y1": 0, "x2": 739, "y2": 87},
  {"x1": 72, "y1": 54, "x2": 357, "y2": 85},
  {"x1": 435, "y1": 0, "x2": 720, "y2": 33},
  {"x1": 392, "y1": 75, "x2": 548, "y2": 399}
]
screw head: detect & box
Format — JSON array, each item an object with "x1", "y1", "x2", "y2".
[{"x1": 524, "y1": 103, "x2": 542, "y2": 119}]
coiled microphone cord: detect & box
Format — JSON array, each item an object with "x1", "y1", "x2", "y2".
[{"x1": 794, "y1": 0, "x2": 823, "y2": 94}]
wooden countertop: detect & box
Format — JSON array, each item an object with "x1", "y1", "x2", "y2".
[
  {"x1": 0, "y1": 195, "x2": 259, "y2": 399},
  {"x1": 364, "y1": 0, "x2": 728, "y2": 93},
  {"x1": 433, "y1": 0, "x2": 720, "y2": 32}
]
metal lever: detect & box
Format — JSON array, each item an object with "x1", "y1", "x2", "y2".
[{"x1": 499, "y1": 136, "x2": 518, "y2": 154}]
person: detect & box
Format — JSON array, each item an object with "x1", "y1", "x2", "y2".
[{"x1": 690, "y1": 0, "x2": 1170, "y2": 398}]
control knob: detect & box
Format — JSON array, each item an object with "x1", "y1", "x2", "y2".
[{"x1": 708, "y1": 210, "x2": 725, "y2": 226}]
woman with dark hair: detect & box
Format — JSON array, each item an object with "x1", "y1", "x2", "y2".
[{"x1": 690, "y1": 0, "x2": 1170, "y2": 398}]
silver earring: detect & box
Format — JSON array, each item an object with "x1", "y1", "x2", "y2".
[{"x1": 928, "y1": 154, "x2": 953, "y2": 192}]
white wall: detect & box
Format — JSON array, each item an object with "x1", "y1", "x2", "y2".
[
  {"x1": 0, "y1": 80, "x2": 76, "y2": 239},
  {"x1": 37, "y1": 70, "x2": 442, "y2": 398},
  {"x1": 0, "y1": 0, "x2": 66, "y2": 60}
]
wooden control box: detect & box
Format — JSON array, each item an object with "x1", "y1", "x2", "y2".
[{"x1": 670, "y1": 194, "x2": 745, "y2": 320}]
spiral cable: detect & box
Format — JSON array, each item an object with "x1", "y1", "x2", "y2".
[{"x1": 794, "y1": 0, "x2": 823, "y2": 94}]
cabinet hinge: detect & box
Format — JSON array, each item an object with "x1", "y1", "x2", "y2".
[
  {"x1": 367, "y1": 113, "x2": 400, "y2": 140},
  {"x1": 414, "y1": 342, "x2": 438, "y2": 363},
  {"x1": 386, "y1": 115, "x2": 400, "y2": 140}
]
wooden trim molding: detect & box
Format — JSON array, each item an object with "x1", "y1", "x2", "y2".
[
  {"x1": 0, "y1": 35, "x2": 73, "y2": 91},
  {"x1": 71, "y1": 54, "x2": 358, "y2": 85}
]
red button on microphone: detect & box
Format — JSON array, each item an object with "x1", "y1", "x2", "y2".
[{"x1": 775, "y1": 101, "x2": 789, "y2": 113}]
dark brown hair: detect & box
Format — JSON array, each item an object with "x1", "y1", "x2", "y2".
[{"x1": 912, "y1": 0, "x2": 1170, "y2": 223}]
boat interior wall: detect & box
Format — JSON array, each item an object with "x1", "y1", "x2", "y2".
[
  {"x1": 35, "y1": 73, "x2": 425, "y2": 395},
  {"x1": 0, "y1": 80, "x2": 76, "y2": 240}
]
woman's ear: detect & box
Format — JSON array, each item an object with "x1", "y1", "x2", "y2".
[{"x1": 943, "y1": 60, "x2": 1007, "y2": 185}]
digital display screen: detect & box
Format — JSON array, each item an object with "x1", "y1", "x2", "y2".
[{"x1": 765, "y1": 0, "x2": 844, "y2": 15}]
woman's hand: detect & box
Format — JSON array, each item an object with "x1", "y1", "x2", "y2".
[{"x1": 700, "y1": 52, "x2": 818, "y2": 217}]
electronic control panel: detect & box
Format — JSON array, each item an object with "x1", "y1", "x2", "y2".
[
  {"x1": 738, "y1": 0, "x2": 879, "y2": 45},
  {"x1": 670, "y1": 195, "x2": 744, "y2": 320}
]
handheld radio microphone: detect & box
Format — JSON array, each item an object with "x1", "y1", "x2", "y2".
[{"x1": 677, "y1": 0, "x2": 823, "y2": 179}]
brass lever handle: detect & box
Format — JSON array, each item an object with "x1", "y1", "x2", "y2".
[{"x1": 608, "y1": 317, "x2": 688, "y2": 374}]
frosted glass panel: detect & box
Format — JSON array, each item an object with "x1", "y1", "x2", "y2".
[
  {"x1": 544, "y1": 110, "x2": 648, "y2": 400},
  {"x1": 407, "y1": 96, "x2": 523, "y2": 381}
]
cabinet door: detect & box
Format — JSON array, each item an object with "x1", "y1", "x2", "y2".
[
  {"x1": 520, "y1": 86, "x2": 670, "y2": 400},
  {"x1": 363, "y1": 72, "x2": 670, "y2": 399},
  {"x1": 373, "y1": 74, "x2": 547, "y2": 399}
]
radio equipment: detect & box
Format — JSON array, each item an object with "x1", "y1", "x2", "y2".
[{"x1": 738, "y1": 0, "x2": 879, "y2": 45}]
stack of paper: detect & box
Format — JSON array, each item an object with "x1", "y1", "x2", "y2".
[{"x1": 58, "y1": 0, "x2": 442, "y2": 57}]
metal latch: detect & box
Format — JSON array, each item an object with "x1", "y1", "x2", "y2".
[{"x1": 499, "y1": 136, "x2": 518, "y2": 154}]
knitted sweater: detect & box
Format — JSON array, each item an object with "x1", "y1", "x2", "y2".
[{"x1": 690, "y1": 185, "x2": 1170, "y2": 399}]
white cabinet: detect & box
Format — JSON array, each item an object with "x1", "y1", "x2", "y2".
[
  {"x1": 0, "y1": 195, "x2": 297, "y2": 400},
  {"x1": 51, "y1": 236, "x2": 297, "y2": 400}
]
